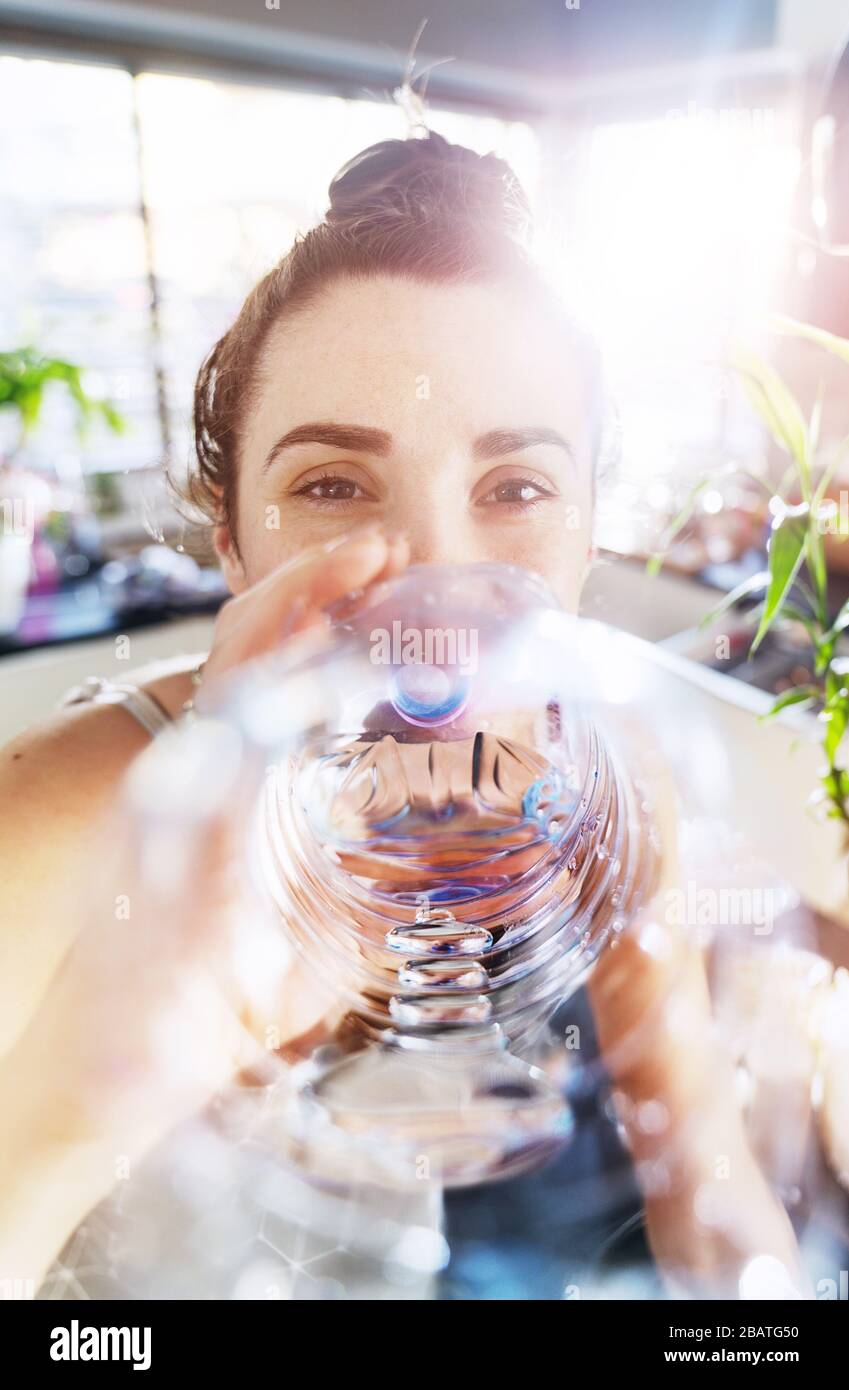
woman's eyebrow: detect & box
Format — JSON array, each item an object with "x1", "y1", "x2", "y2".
[
  {"x1": 262, "y1": 422, "x2": 392, "y2": 472},
  {"x1": 262, "y1": 422, "x2": 575, "y2": 474},
  {"x1": 473, "y1": 427, "x2": 575, "y2": 461}
]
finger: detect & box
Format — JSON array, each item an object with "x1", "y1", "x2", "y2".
[
  {"x1": 223, "y1": 527, "x2": 389, "y2": 633},
  {"x1": 208, "y1": 528, "x2": 397, "y2": 679}
]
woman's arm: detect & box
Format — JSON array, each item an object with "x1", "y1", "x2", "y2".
[
  {"x1": 0, "y1": 1054, "x2": 120, "y2": 1295},
  {"x1": 0, "y1": 701, "x2": 156, "y2": 1057},
  {"x1": 0, "y1": 780, "x2": 334, "y2": 1296},
  {"x1": 0, "y1": 527, "x2": 410, "y2": 1290},
  {"x1": 588, "y1": 915, "x2": 808, "y2": 1298},
  {"x1": 586, "y1": 731, "x2": 808, "y2": 1298}
]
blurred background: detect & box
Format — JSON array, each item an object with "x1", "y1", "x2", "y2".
[
  {"x1": 7, "y1": 4, "x2": 849, "y2": 1305},
  {"x1": 3, "y1": 0, "x2": 849, "y2": 736}
]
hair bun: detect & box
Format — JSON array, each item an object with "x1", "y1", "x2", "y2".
[{"x1": 326, "y1": 131, "x2": 532, "y2": 242}]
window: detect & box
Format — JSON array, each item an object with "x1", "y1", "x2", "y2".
[
  {"x1": 542, "y1": 102, "x2": 803, "y2": 550},
  {"x1": 0, "y1": 49, "x2": 805, "y2": 559},
  {"x1": 0, "y1": 52, "x2": 536, "y2": 505},
  {"x1": 0, "y1": 56, "x2": 161, "y2": 476}
]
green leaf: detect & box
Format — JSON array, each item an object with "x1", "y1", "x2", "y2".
[
  {"x1": 0, "y1": 348, "x2": 127, "y2": 442},
  {"x1": 698, "y1": 570, "x2": 769, "y2": 629},
  {"x1": 822, "y1": 697, "x2": 849, "y2": 762},
  {"x1": 809, "y1": 381, "x2": 825, "y2": 457},
  {"x1": 731, "y1": 342, "x2": 809, "y2": 476},
  {"x1": 783, "y1": 602, "x2": 827, "y2": 661},
  {"x1": 99, "y1": 401, "x2": 127, "y2": 435},
  {"x1": 771, "y1": 313, "x2": 849, "y2": 368},
  {"x1": 751, "y1": 507, "x2": 808, "y2": 654},
  {"x1": 807, "y1": 527, "x2": 828, "y2": 618},
  {"x1": 828, "y1": 599, "x2": 849, "y2": 640},
  {"x1": 760, "y1": 685, "x2": 819, "y2": 721},
  {"x1": 813, "y1": 448, "x2": 847, "y2": 514},
  {"x1": 781, "y1": 599, "x2": 819, "y2": 631},
  {"x1": 647, "y1": 475, "x2": 714, "y2": 576}
]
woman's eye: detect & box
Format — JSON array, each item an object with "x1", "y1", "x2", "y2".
[
  {"x1": 292, "y1": 474, "x2": 371, "y2": 504},
  {"x1": 478, "y1": 477, "x2": 556, "y2": 509}
]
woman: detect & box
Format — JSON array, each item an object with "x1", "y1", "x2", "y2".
[{"x1": 0, "y1": 131, "x2": 806, "y2": 1299}]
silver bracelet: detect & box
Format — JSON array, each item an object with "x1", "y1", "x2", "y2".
[
  {"x1": 180, "y1": 660, "x2": 207, "y2": 725},
  {"x1": 61, "y1": 676, "x2": 174, "y2": 740}
]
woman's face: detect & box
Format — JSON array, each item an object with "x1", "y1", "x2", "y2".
[{"x1": 218, "y1": 274, "x2": 595, "y2": 610}]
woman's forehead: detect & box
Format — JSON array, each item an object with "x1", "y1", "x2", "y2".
[{"x1": 250, "y1": 275, "x2": 589, "y2": 439}]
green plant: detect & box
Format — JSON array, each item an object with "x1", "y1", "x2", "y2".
[
  {"x1": 0, "y1": 347, "x2": 126, "y2": 456},
  {"x1": 651, "y1": 315, "x2": 849, "y2": 828}
]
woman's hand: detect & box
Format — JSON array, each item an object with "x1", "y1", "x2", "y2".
[{"x1": 197, "y1": 525, "x2": 409, "y2": 711}]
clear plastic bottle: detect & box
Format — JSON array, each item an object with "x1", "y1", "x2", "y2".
[{"x1": 246, "y1": 564, "x2": 663, "y2": 1188}]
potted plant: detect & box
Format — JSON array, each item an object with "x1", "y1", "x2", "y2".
[
  {"x1": 652, "y1": 316, "x2": 849, "y2": 830},
  {"x1": 0, "y1": 349, "x2": 126, "y2": 634}
]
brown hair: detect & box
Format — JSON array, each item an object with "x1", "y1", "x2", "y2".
[{"x1": 183, "y1": 130, "x2": 603, "y2": 548}]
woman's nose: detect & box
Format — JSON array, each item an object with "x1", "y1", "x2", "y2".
[{"x1": 396, "y1": 507, "x2": 477, "y2": 569}]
